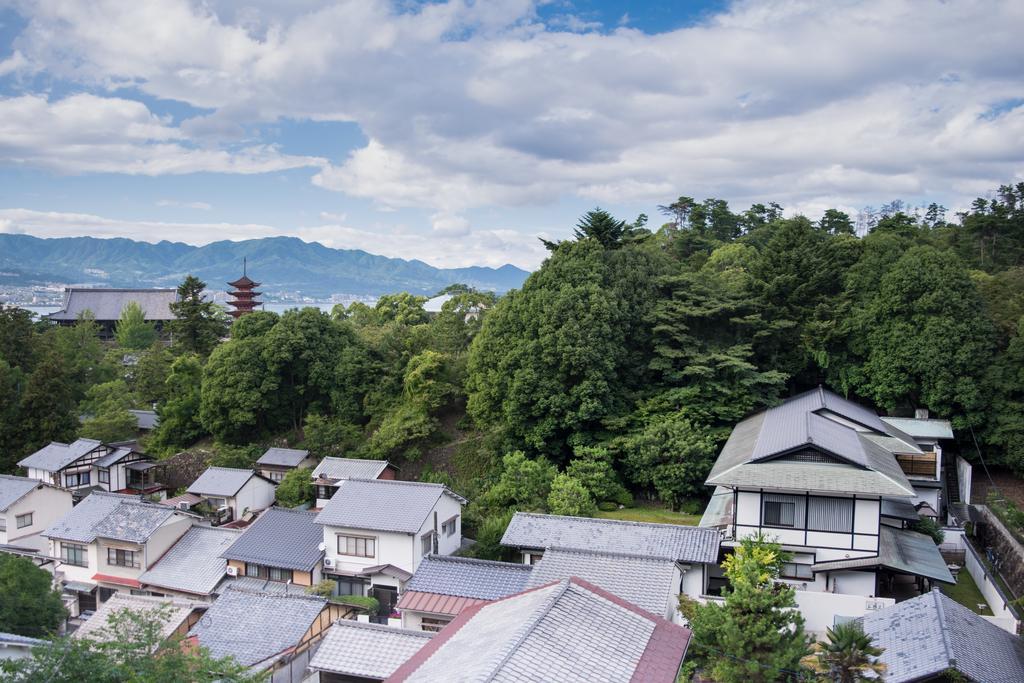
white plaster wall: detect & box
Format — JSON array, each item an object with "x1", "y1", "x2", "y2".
[
  {"x1": 830, "y1": 570, "x2": 876, "y2": 596},
  {"x1": 735, "y1": 491, "x2": 760, "y2": 526},
  {"x1": 854, "y1": 499, "x2": 880, "y2": 535},
  {"x1": 815, "y1": 547, "x2": 875, "y2": 562},
  {"x1": 235, "y1": 477, "x2": 276, "y2": 514},
  {"x1": 794, "y1": 589, "x2": 894, "y2": 636},
  {"x1": 50, "y1": 539, "x2": 100, "y2": 586},
  {"x1": 679, "y1": 564, "x2": 705, "y2": 600},
  {"x1": 418, "y1": 495, "x2": 463, "y2": 562},
  {"x1": 322, "y1": 526, "x2": 417, "y2": 576},
  {"x1": 143, "y1": 515, "x2": 193, "y2": 568},
  {"x1": 96, "y1": 540, "x2": 146, "y2": 581},
  {"x1": 957, "y1": 456, "x2": 973, "y2": 505},
  {"x1": 912, "y1": 487, "x2": 940, "y2": 510},
  {"x1": 6, "y1": 485, "x2": 73, "y2": 550}
]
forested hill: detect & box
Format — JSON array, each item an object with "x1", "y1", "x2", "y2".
[{"x1": 0, "y1": 234, "x2": 529, "y2": 296}]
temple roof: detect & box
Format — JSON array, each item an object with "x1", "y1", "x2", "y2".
[{"x1": 227, "y1": 275, "x2": 260, "y2": 287}]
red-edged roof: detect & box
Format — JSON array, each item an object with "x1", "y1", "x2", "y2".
[
  {"x1": 92, "y1": 573, "x2": 142, "y2": 588},
  {"x1": 396, "y1": 590, "x2": 488, "y2": 617},
  {"x1": 386, "y1": 577, "x2": 691, "y2": 683}
]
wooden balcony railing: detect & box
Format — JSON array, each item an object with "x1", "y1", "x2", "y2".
[{"x1": 897, "y1": 452, "x2": 938, "y2": 478}]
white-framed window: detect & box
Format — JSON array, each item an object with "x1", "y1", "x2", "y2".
[
  {"x1": 15, "y1": 512, "x2": 33, "y2": 529},
  {"x1": 442, "y1": 516, "x2": 458, "y2": 537},
  {"x1": 98, "y1": 469, "x2": 110, "y2": 484},
  {"x1": 107, "y1": 548, "x2": 140, "y2": 568},
  {"x1": 338, "y1": 535, "x2": 376, "y2": 558},
  {"x1": 421, "y1": 532, "x2": 436, "y2": 557},
  {"x1": 65, "y1": 471, "x2": 91, "y2": 487},
  {"x1": 61, "y1": 543, "x2": 88, "y2": 567}
]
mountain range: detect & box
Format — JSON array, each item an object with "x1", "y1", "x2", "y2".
[{"x1": 0, "y1": 234, "x2": 530, "y2": 297}]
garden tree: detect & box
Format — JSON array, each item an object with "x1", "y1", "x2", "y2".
[
  {"x1": 0, "y1": 304, "x2": 38, "y2": 373},
  {"x1": 79, "y1": 380, "x2": 138, "y2": 442},
  {"x1": 374, "y1": 292, "x2": 430, "y2": 326},
  {"x1": 851, "y1": 245, "x2": 994, "y2": 425},
  {"x1": 910, "y1": 517, "x2": 945, "y2": 545},
  {"x1": 464, "y1": 509, "x2": 516, "y2": 562},
  {"x1": 800, "y1": 622, "x2": 886, "y2": 682},
  {"x1": 476, "y1": 451, "x2": 558, "y2": 515},
  {"x1": 680, "y1": 534, "x2": 809, "y2": 683},
  {"x1": 547, "y1": 473, "x2": 596, "y2": 517},
  {"x1": 131, "y1": 344, "x2": 172, "y2": 404},
  {"x1": 618, "y1": 414, "x2": 718, "y2": 510},
  {"x1": 564, "y1": 446, "x2": 631, "y2": 506},
  {"x1": 276, "y1": 467, "x2": 314, "y2": 507},
  {"x1": 262, "y1": 308, "x2": 351, "y2": 432},
  {"x1": 303, "y1": 413, "x2": 362, "y2": 457},
  {"x1": 168, "y1": 275, "x2": 229, "y2": 356},
  {"x1": 468, "y1": 234, "x2": 669, "y2": 459},
  {"x1": 200, "y1": 337, "x2": 274, "y2": 442},
  {"x1": 14, "y1": 344, "x2": 79, "y2": 456},
  {"x1": 0, "y1": 554, "x2": 66, "y2": 637},
  {"x1": 819, "y1": 208, "x2": 855, "y2": 235},
  {"x1": 230, "y1": 310, "x2": 279, "y2": 339},
  {"x1": 1, "y1": 605, "x2": 265, "y2": 682},
  {"x1": 114, "y1": 301, "x2": 158, "y2": 349},
  {"x1": 148, "y1": 353, "x2": 206, "y2": 453}
]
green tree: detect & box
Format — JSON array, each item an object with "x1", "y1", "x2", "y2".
[
  {"x1": 149, "y1": 353, "x2": 206, "y2": 453},
  {"x1": 819, "y1": 208, "x2": 856, "y2": 235},
  {"x1": 230, "y1": 310, "x2": 279, "y2": 340},
  {"x1": 132, "y1": 344, "x2": 172, "y2": 405},
  {"x1": 800, "y1": 622, "x2": 886, "y2": 682},
  {"x1": 53, "y1": 312, "x2": 115, "y2": 404},
  {"x1": 464, "y1": 509, "x2": 516, "y2": 562},
  {"x1": 168, "y1": 275, "x2": 229, "y2": 356},
  {"x1": 15, "y1": 344, "x2": 79, "y2": 455},
  {"x1": 404, "y1": 350, "x2": 459, "y2": 412},
  {"x1": 620, "y1": 415, "x2": 718, "y2": 510},
  {"x1": 276, "y1": 467, "x2": 314, "y2": 507},
  {"x1": 1, "y1": 605, "x2": 265, "y2": 682},
  {"x1": 0, "y1": 359, "x2": 24, "y2": 471},
  {"x1": 573, "y1": 208, "x2": 630, "y2": 248},
  {"x1": 374, "y1": 292, "x2": 429, "y2": 326},
  {"x1": 564, "y1": 446, "x2": 630, "y2": 506},
  {"x1": 547, "y1": 473, "x2": 596, "y2": 517},
  {"x1": 0, "y1": 554, "x2": 67, "y2": 637},
  {"x1": 680, "y1": 534, "x2": 809, "y2": 683},
  {"x1": 364, "y1": 403, "x2": 437, "y2": 461},
  {"x1": 303, "y1": 413, "x2": 362, "y2": 457},
  {"x1": 80, "y1": 410, "x2": 137, "y2": 442},
  {"x1": 199, "y1": 337, "x2": 274, "y2": 443},
  {"x1": 0, "y1": 304, "x2": 39, "y2": 373},
  {"x1": 477, "y1": 451, "x2": 557, "y2": 514},
  {"x1": 114, "y1": 301, "x2": 158, "y2": 349}
]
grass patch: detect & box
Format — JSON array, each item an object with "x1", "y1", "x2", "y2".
[
  {"x1": 940, "y1": 569, "x2": 994, "y2": 616},
  {"x1": 596, "y1": 502, "x2": 701, "y2": 526}
]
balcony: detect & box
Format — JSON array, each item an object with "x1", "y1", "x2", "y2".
[{"x1": 897, "y1": 452, "x2": 938, "y2": 479}]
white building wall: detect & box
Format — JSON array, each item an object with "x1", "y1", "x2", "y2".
[
  {"x1": 323, "y1": 526, "x2": 417, "y2": 577},
  {"x1": 234, "y1": 477, "x2": 276, "y2": 515},
  {"x1": 5, "y1": 486, "x2": 73, "y2": 552},
  {"x1": 143, "y1": 515, "x2": 193, "y2": 569},
  {"x1": 50, "y1": 539, "x2": 101, "y2": 586}
]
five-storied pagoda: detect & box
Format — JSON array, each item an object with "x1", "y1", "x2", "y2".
[{"x1": 226, "y1": 259, "x2": 262, "y2": 318}]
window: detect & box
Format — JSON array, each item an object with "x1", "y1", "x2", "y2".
[
  {"x1": 421, "y1": 532, "x2": 436, "y2": 557},
  {"x1": 338, "y1": 535, "x2": 375, "y2": 558},
  {"x1": 97, "y1": 469, "x2": 110, "y2": 484},
  {"x1": 762, "y1": 493, "x2": 804, "y2": 528},
  {"x1": 65, "y1": 471, "x2": 91, "y2": 487},
  {"x1": 266, "y1": 470, "x2": 285, "y2": 483},
  {"x1": 442, "y1": 516, "x2": 458, "y2": 537},
  {"x1": 332, "y1": 577, "x2": 366, "y2": 596},
  {"x1": 268, "y1": 566, "x2": 293, "y2": 582},
  {"x1": 421, "y1": 616, "x2": 452, "y2": 633},
  {"x1": 16, "y1": 512, "x2": 33, "y2": 529},
  {"x1": 61, "y1": 543, "x2": 88, "y2": 567},
  {"x1": 206, "y1": 497, "x2": 227, "y2": 509},
  {"x1": 107, "y1": 548, "x2": 140, "y2": 568},
  {"x1": 316, "y1": 485, "x2": 335, "y2": 501},
  {"x1": 99, "y1": 587, "x2": 116, "y2": 602},
  {"x1": 780, "y1": 563, "x2": 815, "y2": 580},
  {"x1": 245, "y1": 563, "x2": 265, "y2": 578},
  {"x1": 807, "y1": 496, "x2": 854, "y2": 533}
]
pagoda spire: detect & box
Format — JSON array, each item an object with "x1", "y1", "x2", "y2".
[{"x1": 227, "y1": 261, "x2": 261, "y2": 319}]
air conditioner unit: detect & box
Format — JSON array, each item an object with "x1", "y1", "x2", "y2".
[
  {"x1": 225, "y1": 566, "x2": 238, "y2": 577},
  {"x1": 177, "y1": 501, "x2": 191, "y2": 511},
  {"x1": 323, "y1": 557, "x2": 336, "y2": 570}
]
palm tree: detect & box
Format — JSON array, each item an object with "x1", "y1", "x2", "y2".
[{"x1": 801, "y1": 621, "x2": 886, "y2": 682}]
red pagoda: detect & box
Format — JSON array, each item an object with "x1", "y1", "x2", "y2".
[{"x1": 226, "y1": 259, "x2": 262, "y2": 318}]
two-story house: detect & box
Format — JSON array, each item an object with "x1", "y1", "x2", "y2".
[
  {"x1": 256, "y1": 447, "x2": 318, "y2": 483},
  {"x1": 701, "y1": 387, "x2": 954, "y2": 630},
  {"x1": 880, "y1": 411, "x2": 955, "y2": 519},
  {"x1": 315, "y1": 479, "x2": 465, "y2": 620},
  {"x1": 18, "y1": 438, "x2": 165, "y2": 499},
  {"x1": 311, "y1": 457, "x2": 397, "y2": 507},
  {"x1": 0, "y1": 474, "x2": 73, "y2": 553},
  {"x1": 138, "y1": 525, "x2": 243, "y2": 601},
  {"x1": 186, "y1": 467, "x2": 277, "y2": 523},
  {"x1": 221, "y1": 507, "x2": 324, "y2": 587},
  {"x1": 43, "y1": 492, "x2": 195, "y2": 615}
]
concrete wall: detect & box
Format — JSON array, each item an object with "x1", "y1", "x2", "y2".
[
  {"x1": 961, "y1": 536, "x2": 1019, "y2": 632},
  {"x1": 4, "y1": 485, "x2": 73, "y2": 551},
  {"x1": 956, "y1": 456, "x2": 973, "y2": 505},
  {"x1": 235, "y1": 477, "x2": 277, "y2": 515},
  {"x1": 793, "y1": 589, "x2": 894, "y2": 635}
]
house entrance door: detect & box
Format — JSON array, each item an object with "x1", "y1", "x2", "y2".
[{"x1": 370, "y1": 585, "x2": 397, "y2": 624}]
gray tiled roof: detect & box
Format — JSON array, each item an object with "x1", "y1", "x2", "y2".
[
  {"x1": 187, "y1": 467, "x2": 257, "y2": 496},
  {"x1": 309, "y1": 620, "x2": 433, "y2": 679},
  {"x1": 0, "y1": 474, "x2": 43, "y2": 511},
  {"x1": 140, "y1": 525, "x2": 242, "y2": 596},
  {"x1": 256, "y1": 447, "x2": 310, "y2": 467},
  {"x1": 394, "y1": 578, "x2": 690, "y2": 683},
  {"x1": 860, "y1": 589, "x2": 1024, "y2": 683},
  {"x1": 812, "y1": 526, "x2": 954, "y2": 583},
  {"x1": 221, "y1": 507, "x2": 323, "y2": 572},
  {"x1": 315, "y1": 479, "x2": 466, "y2": 534},
  {"x1": 501, "y1": 512, "x2": 720, "y2": 564},
  {"x1": 43, "y1": 491, "x2": 175, "y2": 543},
  {"x1": 311, "y1": 457, "x2": 390, "y2": 481},
  {"x1": 706, "y1": 387, "x2": 916, "y2": 497},
  {"x1": 226, "y1": 576, "x2": 312, "y2": 596},
  {"x1": 880, "y1": 417, "x2": 955, "y2": 440},
  {"x1": 48, "y1": 288, "x2": 178, "y2": 322},
  {"x1": 880, "y1": 497, "x2": 920, "y2": 521},
  {"x1": 187, "y1": 585, "x2": 327, "y2": 667},
  {"x1": 407, "y1": 555, "x2": 533, "y2": 600},
  {"x1": 94, "y1": 446, "x2": 140, "y2": 468},
  {"x1": 527, "y1": 548, "x2": 677, "y2": 616},
  {"x1": 128, "y1": 409, "x2": 159, "y2": 430},
  {"x1": 18, "y1": 438, "x2": 103, "y2": 471},
  {"x1": 72, "y1": 593, "x2": 200, "y2": 643},
  {"x1": 0, "y1": 631, "x2": 45, "y2": 646}
]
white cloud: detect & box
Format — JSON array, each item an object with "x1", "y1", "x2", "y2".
[
  {"x1": 1, "y1": 0, "x2": 1023, "y2": 220},
  {"x1": 0, "y1": 208, "x2": 548, "y2": 269},
  {"x1": 156, "y1": 199, "x2": 213, "y2": 209}
]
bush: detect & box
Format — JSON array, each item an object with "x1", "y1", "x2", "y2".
[
  {"x1": 911, "y1": 517, "x2": 945, "y2": 545},
  {"x1": 330, "y1": 595, "x2": 380, "y2": 614},
  {"x1": 565, "y1": 446, "x2": 631, "y2": 506},
  {"x1": 547, "y1": 474, "x2": 597, "y2": 517},
  {"x1": 465, "y1": 509, "x2": 516, "y2": 561},
  {"x1": 597, "y1": 501, "x2": 619, "y2": 512},
  {"x1": 303, "y1": 413, "x2": 362, "y2": 457},
  {"x1": 276, "y1": 467, "x2": 314, "y2": 507},
  {"x1": 476, "y1": 451, "x2": 557, "y2": 515}
]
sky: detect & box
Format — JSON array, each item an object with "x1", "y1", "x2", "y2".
[{"x1": 0, "y1": 0, "x2": 1021, "y2": 270}]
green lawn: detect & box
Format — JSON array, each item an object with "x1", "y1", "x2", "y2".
[
  {"x1": 940, "y1": 569, "x2": 994, "y2": 616},
  {"x1": 596, "y1": 502, "x2": 701, "y2": 526}
]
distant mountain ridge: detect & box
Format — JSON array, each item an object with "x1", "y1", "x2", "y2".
[{"x1": 0, "y1": 234, "x2": 530, "y2": 297}]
